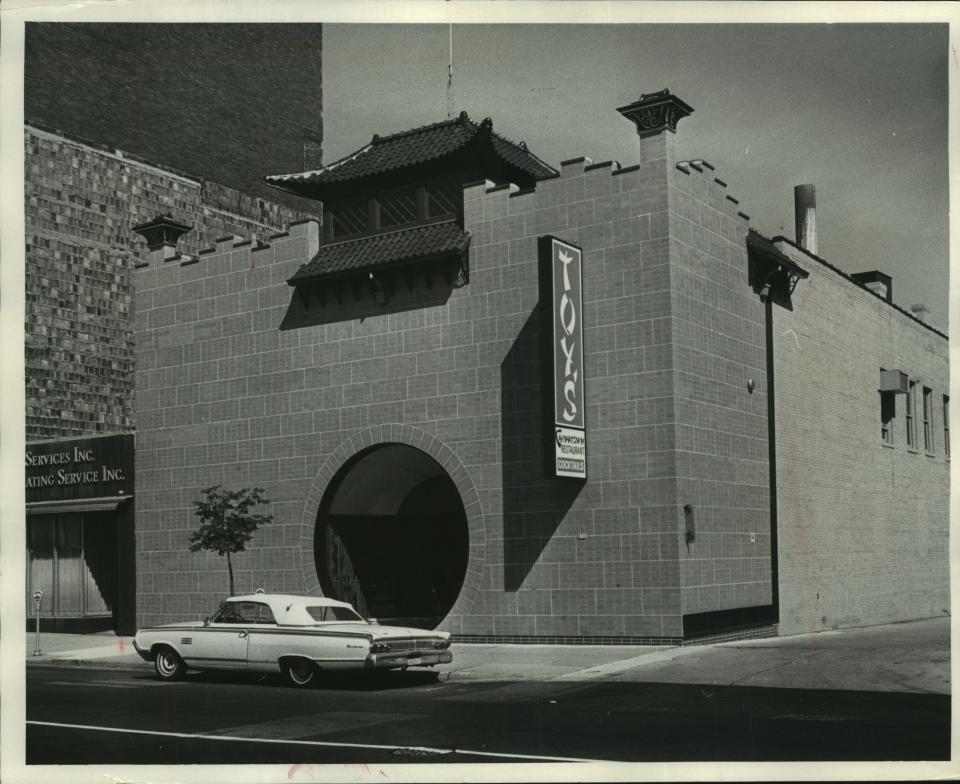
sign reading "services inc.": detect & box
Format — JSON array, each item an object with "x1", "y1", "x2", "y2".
[{"x1": 539, "y1": 235, "x2": 587, "y2": 480}]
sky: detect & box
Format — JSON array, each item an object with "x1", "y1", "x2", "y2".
[
  {"x1": 321, "y1": 21, "x2": 950, "y2": 329},
  {"x1": 1, "y1": 4, "x2": 952, "y2": 327}
]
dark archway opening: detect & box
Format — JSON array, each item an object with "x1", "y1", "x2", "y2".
[{"x1": 315, "y1": 443, "x2": 469, "y2": 629}]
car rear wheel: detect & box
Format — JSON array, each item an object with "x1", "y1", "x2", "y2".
[
  {"x1": 283, "y1": 657, "x2": 319, "y2": 688},
  {"x1": 154, "y1": 645, "x2": 186, "y2": 681}
]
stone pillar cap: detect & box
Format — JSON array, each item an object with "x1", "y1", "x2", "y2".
[
  {"x1": 132, "y1": 214, "x2": 193, "y2": 251},
  {"x1": 617, "y1": 89, "x2": 694, "y2": 138}
]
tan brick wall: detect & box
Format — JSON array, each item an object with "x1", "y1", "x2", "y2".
[
  {"x1": 131, "y1": 135, "x2": 947, "y2": 638},
  {"x1": 773, "y1": 245, "x2": 949, "y2": 634},
  {"x1": 134, "y1": 223, "x2": 320, "y2": 621},
  {"x1": 669, "y1": 163, "x2": 771, "y2": 617}
]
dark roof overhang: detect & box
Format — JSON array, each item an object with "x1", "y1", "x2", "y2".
[
  {"x1": 288, "y1": 218, "x2": 471, "y2": 286},
  {"x1": 747, "y1": 229, "x2": 810, "y2": 305}
]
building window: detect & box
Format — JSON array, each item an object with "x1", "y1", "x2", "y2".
[
  {"x1": 906, "y1": 380, "x2": 917, "y2": 449},
  {"x1": 944, "y1": 395, "x2": 950, "y2": 458},
  {"x1": 923, "y1": 386, "x2": 933, "y2": 453},
  {"x1": 880, "y1": 390, "x2": 895, "y2": 445}
]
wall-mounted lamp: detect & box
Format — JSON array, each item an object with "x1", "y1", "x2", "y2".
[
  {"x1": 758, "y1": 281, "x2": 772, "y2": 302},
  {"x1": 368, "y1": 272, "x2": 387, "y2": 306},
  {"x1": 747, "y1": 378, "x2": 755, "y2": 394}
]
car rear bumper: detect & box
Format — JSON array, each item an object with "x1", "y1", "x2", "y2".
[{"x1": 365, "y1": 650, "x2": 453, "y2": 669}]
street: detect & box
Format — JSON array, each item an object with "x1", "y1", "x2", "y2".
[{"x1": 26, "y1": 663, "x2": 950, "y2": 764}]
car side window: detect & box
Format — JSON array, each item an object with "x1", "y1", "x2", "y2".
[
  {"x1": 230, "y1": 601, "x2": 277, "y2": 624},
  {"x1": 254, "y1": 602, "x2": 276, "y2": 624},
  {"x1": 212, "y1": 603, "x2": 240, "y2": 623}
]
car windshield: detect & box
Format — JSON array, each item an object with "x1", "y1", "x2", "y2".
[{"x1": 305, "y1": 605, "x2": 364, "y2": 623}]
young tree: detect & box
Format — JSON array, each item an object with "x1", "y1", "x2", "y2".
[{"x1": 188, "y1": 485, "x2": 273, "y2": 596}]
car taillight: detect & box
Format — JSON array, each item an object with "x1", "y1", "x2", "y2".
[
  {"x1": 433, "y1": 640, "x2": 450, "y2": 649},
  {"x1": 371, "y1": 641, "x2": 391, "y2": 652}
]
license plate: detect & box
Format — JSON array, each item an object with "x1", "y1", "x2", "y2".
[{"x1": 406, "y1": 657, "x2": 422, "y2": 666}]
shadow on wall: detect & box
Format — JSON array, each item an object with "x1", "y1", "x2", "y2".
[
  {"x1": 280, "y1": 275, "x2": 456, "y2": 329},
  {"x1": 500, "y1": 306, "x2": 582, "y2": 591}
]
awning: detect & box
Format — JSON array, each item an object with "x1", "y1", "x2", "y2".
[{"x1": 26, "y1": 495, "x2": 132, "y2": 515}]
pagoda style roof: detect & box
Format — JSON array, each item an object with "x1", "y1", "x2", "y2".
[
  {"x1": 288, "y1": 219, "x2": 471, "y2": 285},
  {"x1": 266, "y1": 111, "x2": 557, "y2": 200}
]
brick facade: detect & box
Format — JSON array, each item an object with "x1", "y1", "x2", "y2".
[
  {"x1": 131, "y1": 122, "x2": 779, "y2": 640},
  {"x1": 773, "y1": 242, "x2": 950, "y2": 634},
  {"x1": 25, "y1": 125, "x2": 308, "y2": 440},
  {"x1": 131, "y1": 105, "x2": 947, "y2": 641}
]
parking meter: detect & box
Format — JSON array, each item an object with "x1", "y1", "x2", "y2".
[{"x1": 32, "y1": 589, "x2": 43, "y2": 656}]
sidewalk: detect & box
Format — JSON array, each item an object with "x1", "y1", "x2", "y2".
[{"x1": 22, "y1": 616, "x2": 950, "y2": 693}]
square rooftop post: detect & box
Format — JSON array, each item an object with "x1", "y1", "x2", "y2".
[{"x1": 132, "y1": 214, "x2": 193, "y2": 264}]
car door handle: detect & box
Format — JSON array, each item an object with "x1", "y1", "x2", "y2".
[{"x1": 238, "y1": 630, "x2": 248, "y2": 638}]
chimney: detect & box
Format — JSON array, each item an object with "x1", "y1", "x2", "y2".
[
  {"x1": 794, "y1": 184, "x2": 817, "y2": 254},
  {"x1": 617, "y1": 89, "x2": 693, "y2": 163},
  {"x1": 910, "y1": 304, "x2": 930, "y2": 323}
]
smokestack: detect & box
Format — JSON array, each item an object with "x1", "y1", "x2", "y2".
[{"x1": 794, "y1": 184, "x2": 817, "y2": 254}]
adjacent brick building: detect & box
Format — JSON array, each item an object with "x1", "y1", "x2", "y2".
[
  {"x1": 131, "y1": 91, "x2": 949, "y2": 641},
  {"x1": 24, "y1": 23, "x2": 324, "y2": 633}
]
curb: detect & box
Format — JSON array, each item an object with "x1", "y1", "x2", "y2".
[{"x1": 26, "y1": 657, "x2": 147, "y2": 672}]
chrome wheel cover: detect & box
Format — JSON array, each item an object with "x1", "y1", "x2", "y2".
[
  {"x1": 287, "y1": 659, "x2": 315, "y2": 685},
  {"x1": 156, "y1": 649, "x2": 180, "y2": 677}
]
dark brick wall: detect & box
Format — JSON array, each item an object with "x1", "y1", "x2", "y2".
[
  {"x1": 25, "y1": 22, "x2": 323, "y2": 213},
  {"x1": 25, "y1": 125, "x2": 308, "y2": 440}
]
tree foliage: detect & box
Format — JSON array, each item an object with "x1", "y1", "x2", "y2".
[{"x1": 188, "y1": 485, "x2": 273, "y2": 596}]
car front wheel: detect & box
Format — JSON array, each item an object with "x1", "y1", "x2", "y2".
[
  {"x1": 283, "y1": 658, "x2": 319, "y2": 688},
  {"x1": 154, "y1": 646, "x2": 186, "y2": 681}
]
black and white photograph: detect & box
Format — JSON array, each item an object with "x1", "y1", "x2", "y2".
[{"x1": 1, "y1": 1, "x2": 956, "y2": 782}]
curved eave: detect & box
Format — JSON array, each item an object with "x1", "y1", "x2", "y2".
[{"x1": 288, "y1": 221, "x2": 472, "y2": 286}]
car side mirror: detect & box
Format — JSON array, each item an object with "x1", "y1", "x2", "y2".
[{"x1": 368, "y1": 618, "x2": 378, "y2": 625}]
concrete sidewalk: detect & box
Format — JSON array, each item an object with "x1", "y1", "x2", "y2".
[{"x1": 23, "y1": 616, "x2": 950, "y2": 693}]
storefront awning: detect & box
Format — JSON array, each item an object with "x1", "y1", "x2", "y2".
[{"x1": 26, "y1": 495, "x2": 132, "y2": 515}]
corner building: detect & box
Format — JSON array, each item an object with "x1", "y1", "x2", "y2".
[{"x1": 132, "y1": 92, "x2": 948, "y2": 641}]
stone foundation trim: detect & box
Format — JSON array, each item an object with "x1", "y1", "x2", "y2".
[{"x1": 454, "y1": 634, "x2": 683, "y2": 646}]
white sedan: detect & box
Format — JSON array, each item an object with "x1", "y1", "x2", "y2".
[{"x1": 133, "y1": 593, "x2": 453, "y2": 688}]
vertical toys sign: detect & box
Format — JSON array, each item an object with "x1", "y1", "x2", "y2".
[{"x1": 539, "y1": 236, "x2": 587, "y2": 479}]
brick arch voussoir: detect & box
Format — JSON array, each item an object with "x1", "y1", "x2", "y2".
[{"x1": 297, "y1": 425, "x2": 486, "y2": 619}]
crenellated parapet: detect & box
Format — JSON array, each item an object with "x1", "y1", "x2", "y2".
[{"x1": 674, "y1": 158, "x2": 751, "y2": 225}]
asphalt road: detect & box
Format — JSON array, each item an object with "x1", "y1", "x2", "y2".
[{"x1": 26, "y1": 664, "x2": 950, "y2": 765}]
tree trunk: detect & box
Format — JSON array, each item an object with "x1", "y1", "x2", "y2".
[{"x1": 226, "y1": 551, "x2": 234, "y2": 597}]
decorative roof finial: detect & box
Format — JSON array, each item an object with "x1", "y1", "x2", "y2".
[
  {"x1": 616, "y1": 89, "x2": 694, "y2": 139},
  {"x1": 132, "y1": 214, "x2": 193, "y2": 251}
]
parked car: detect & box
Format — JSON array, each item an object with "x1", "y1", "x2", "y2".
[{"x1": 133, "y1": 592, "x2": 453, "y2": 687}]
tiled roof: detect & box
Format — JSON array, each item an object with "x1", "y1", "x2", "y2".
[
  {"x1": 267, "y1": 111, "x2": 557, "y2": 195},
  {"x1": 289, "y1": 220, "x2": 471, "y2": 284}
]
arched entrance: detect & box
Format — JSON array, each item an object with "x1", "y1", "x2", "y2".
[{"x1": 315, "y1": 443, "x2": 470, "y2": 629}]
